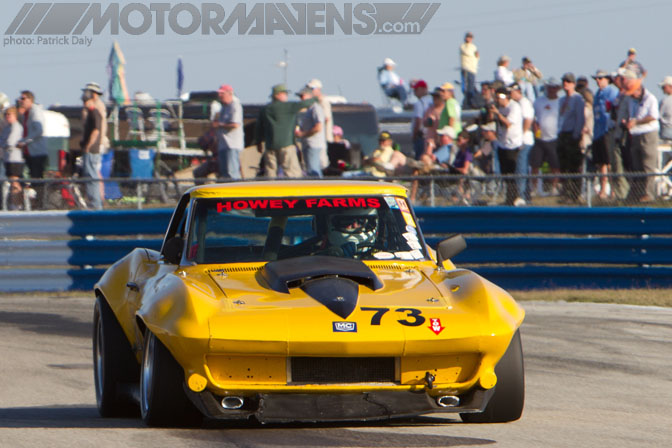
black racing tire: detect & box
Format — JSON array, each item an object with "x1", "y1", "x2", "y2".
[
  {"x1": 140, "y1": 331, "x2": 203, "y2": 427},
  {"x1": 93, "y1": 295, "x2": 139, "y2": 417},
  {"x1": 461, "y1": 329, "x2": 525, "y2": 423}
]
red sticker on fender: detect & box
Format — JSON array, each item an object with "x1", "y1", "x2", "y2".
[{"x1": 429, "y1": 318, "x2": 445, "y2": 335}]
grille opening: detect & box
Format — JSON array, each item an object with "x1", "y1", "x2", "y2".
[{"x1": 290, "y1": 357, "x2": 396, "y2": 384}]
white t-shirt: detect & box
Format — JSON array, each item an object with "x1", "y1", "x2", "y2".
[
  {"x1": 533, "y1": 96, "x2": 560, "y2": 141},
  {"x1": 517, "y1": 96, "x2": 535, "y2": 146},
  {"x1": 495, "y1": 66, "x2": 514, "y2": 86},
  {"x1": 460, "y1": 42, "x2": 479, "y2": 74},
  {"x1": 629, "y1": 88, "x2": 660, "y2": 135},
  {"x1": 497, "y1": 100, "x2": 523, "y2": 149}
]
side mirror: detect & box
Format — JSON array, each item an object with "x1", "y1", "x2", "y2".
[
  {"x1": 436, "y1": 234, "x2": 467, "y2": 266},
  {"x1": 163, "y1": 237, "x2": 184, "y2": 265}
]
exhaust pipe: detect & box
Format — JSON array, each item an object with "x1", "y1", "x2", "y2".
[
  {"x1": 436, "y1": 395, "x2": 460, "y2": 407},
  {"x1": 221, "y1": 396, "x2": 244, "y2": 410}
]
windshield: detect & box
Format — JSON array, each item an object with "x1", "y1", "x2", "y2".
[{"x1": 186, "y1": 196, "x2": 426, "y2": 264}]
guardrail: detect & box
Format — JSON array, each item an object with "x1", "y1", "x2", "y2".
[{"x1": 2, "y1": 207, "x2": 672, "y2": 292}]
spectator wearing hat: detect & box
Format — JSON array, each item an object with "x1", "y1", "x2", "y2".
[
  {"x1": 472, "y1": 82, "x2": 497, "y2": 123},
  {"x1": 592, "y1": 70, "x2": 619, "y2": 198},
  {"x1": 81, "y1": 82, "x2": 108, "y2": 154},
  {"x1": 610, "y1": 70, "x2": 635, "y2": 200},
  {"x1": 438, "y1": 82, "x2": 462, "y2": 135},
  {"x1": 332, "y1": 126, "x2": 350, "y2": 150},
  {"x1": 80, "y1": 91, "x2": 103, "y2": 210},
  {"x1": 659, "y1": 76, "x2": 672, "y2": 140},
  {"x1": 619, "y1": 48, "x2": 647, "y2": 79},
  {"x1": 514, "y1": 57, "x2": 543, "y2": 102},
  {"x1": 306, "y1": 78, "x2": 332, "y2": 169},
  {"x1": 491, "y1": 87, "x2": 523, "y2": 205},
  {"x1": 626, "y1": 82, "x2": 659, "y2": 202},
  {"x1": 410, "y1": 79, "x2": 432, "y2": 159},
  {"x1": 421, "y1": 88, "x2": 446, "y2": 156},
  {"x1": 510, "y1": 83, "x2": 535, "y2": 201},
  {"x1": 473, "y1": 122, "x2": 498, "y2": 175},
  {"x1": 531, "y1": 78, "x2": 562, "y2": 196},
  {"x1": 495, "y1": 55, "x2": 514, "y2": 86},
  {"x1": 378, "y1": 57, "x2": 407, "y2": 104},
  {"x1": 296, "y1": 86, "x2": 326, "y2": 178},
  {"x1": 459, "y1": 32, "x2": 480, "y2": 109},
  {"x1": 557, "y1": 73, "x2": 585, "y2": 201},
  {"x1": 363, "y1": 131, "x2": 408, "y2": 177},
  {"x1": 256, "y1": 84, "x2": 317, "y2": 178},
  {"x1": 213, "y1": 84, "x2": 244, "y2": 179},
  {"x1": 16, "y1": 90, "x2": 48, "y2": 208},
  {"x1": 420, "y1": 125, "x2": 455, "y2": 170}
]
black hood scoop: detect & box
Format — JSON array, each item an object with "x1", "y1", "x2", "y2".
[{"x1": 261, "y1": 256, "x2": 383, "y2": 319}]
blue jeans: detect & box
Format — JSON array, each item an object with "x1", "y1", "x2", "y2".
[
  {"x1": 461, "y1": 70, "x2": 477, "y2": 108},
  {"x1": 303, "y1": 145, "x2": 324, "y2": 178},
  {"x1": 384, "y1": 85, "x2": 407, "y2": 104},
  {"x1": 218, "y1": 147, "x2": 242, "y2": 180},
  {"x1": 516, "y1": 144, "x2": 533, "y2": 199},
  {"x1": 81, "y1": 152, "x2": 103, "y2": 210}
]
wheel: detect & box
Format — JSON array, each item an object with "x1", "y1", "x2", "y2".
[
  {"x1": 140, "y1": 331, "x2": 203, "y2": 427},
  {"x1": 93, "y1": 295, "x2": 139, "y2": 417},
  {"x1": 461, "y1": 330, "x2": 525, "y2": 423}
]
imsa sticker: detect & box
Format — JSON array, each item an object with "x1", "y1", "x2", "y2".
[{"x1": 333, "y1": 322, "x2": 357, "y2": 333}]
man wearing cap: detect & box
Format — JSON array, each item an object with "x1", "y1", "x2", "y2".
[
  {"x1": 491, "y1": 87, "x2": 523, "y2": 205},
  {"x1": 213, "y1": 84, "x2": 244, "y2": 179},
  {"x1": 363, "y1": 131, "x2": 407, "y2": 177},
  {"x1": 514, "y1": 57, "x2": 543, "y2": 102},
  {"x1": 557, "y1": 72, "x2": 585, "y2": 201},
  {"x1": 438, "y1": 83, "x2": 462, "y2": 135},
  {"x1": 378, "y1": 58, "x2": 407, "y2": 104},
  {"x1": 459, "y1": 32, "x2": 479, "y2": 109},
  {"x1": 80, "y1": 91, "x2": 103, "y2": 210},
  {"x1": 531, "y1": 78, "x2": 562, "y2": 196},
  {"x1": 296, "y1": 87, "x2": 326, "y2": 177},
  {"x1": 255, "y1": 84, "x2": 317, "y2": 178},
  {"x1": 619, "y1": 48, "x2": 647, "y2": 79},
  {"x1": 659, "y1": 76, "x2": 672, "y2": 140},
  {"x1": 592, "y1": 70, "x2": 620, "y2": 199},
  {"x1": 627, "y1": 82, "x2": 659, "y2": 202},
  {"x1": 495, "y1": 55, "x2": 514, "y2": 86},
  {"x1": 420, "y1": 125, "x2": 455, "y2": 170},
  {"x1": 410, "y1": 80, "x2": 432, "y2": 159}
]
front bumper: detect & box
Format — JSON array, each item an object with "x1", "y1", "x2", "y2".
[{"x1": 185, "y1": 387, "x2": 494, "y2": 422}]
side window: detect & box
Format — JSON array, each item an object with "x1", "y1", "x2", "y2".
[{"x1": 160, "y1": 194, "x2": 191, "y2": 256}]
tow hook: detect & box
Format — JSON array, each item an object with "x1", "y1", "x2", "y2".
[{"x1": 424, "y1": 371, "x2": 435, "y2": 389}]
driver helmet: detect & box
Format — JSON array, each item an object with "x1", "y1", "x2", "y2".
[{"x1": 327, "y1": 208, "x2": 378, "y2": 253}]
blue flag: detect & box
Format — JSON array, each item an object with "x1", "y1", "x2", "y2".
[{"x1": 177, "y1": 57, "x2": 184, "y2": 98}]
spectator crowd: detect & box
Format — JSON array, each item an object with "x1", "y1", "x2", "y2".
[{"x1": 3, "y1": 35, "x2": 672, "y2": 209}]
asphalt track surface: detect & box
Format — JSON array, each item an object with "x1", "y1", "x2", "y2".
[{"x1": 0, "y1": 295, "x2": 670, "y2": 448}]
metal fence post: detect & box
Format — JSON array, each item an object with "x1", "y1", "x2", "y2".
[
  {"x1": 430, "y1": 179, "x2": 436, "y2": 207},
  {"x1": 136, "y1": 182, "x2": 143, "y2": 210}
]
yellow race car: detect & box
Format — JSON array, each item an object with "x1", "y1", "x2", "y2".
[{"x1": 93, "y1": 180, "x2": 524, "y2": 426}]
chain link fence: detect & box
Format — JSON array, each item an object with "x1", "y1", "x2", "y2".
[{"x1": 2, "y1": 172, "x2": 672, "y2": 211}]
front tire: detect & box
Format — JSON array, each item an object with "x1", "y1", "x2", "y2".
[
  {"x1": 461, "y1": 330, "x2": 525, "y2": 423},
  {"x1": 93, "y1": 295, "x2": 139, "y2": 417},
  {"x1": 140, "y1": 331, "x2": 203, "y2": 427}
]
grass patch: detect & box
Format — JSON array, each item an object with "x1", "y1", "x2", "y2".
[{"x1": 512, "y1": 289, "x2": 672, "y2": 308}]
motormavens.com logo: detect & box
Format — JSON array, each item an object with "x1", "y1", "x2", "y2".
[{"x1": 4, "y1": 2, "x2": 441, "y2": 36}]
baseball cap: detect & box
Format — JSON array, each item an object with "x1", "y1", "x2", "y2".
[
  {"x1": 659, "y1": 76, "x2": 672, "y2": 87},
  {"x1": 436, "y1": 126, "x2": 456, "y2": 139},
  {"x1": 431, "y1": 87, "x2": 443, "y2": 96},
  {"x1": 333, "y1": 125, "x2": 344, "y2": 136},
  {"x1": 441, "y1": 82, "x2": 455, "y2": 91},
  {"x1": 82, "y1": 81, "x2": 103, "y2": 95},
  {"x1": 628, "y1": 48, "x2": 637, "y2": 54},
  {"x1": 379, "y1": 130, "x2": 393, "y2": 141},
  {"x1": 522, "y1": 56, "x2": 531, "y2": 64},
  {"x1": 218, "y1": 84, "x2": 233, "y2": 93},
  {"x1": 620, "y1": 68, "x2": 638, "y2": 80},
  {"x1": 296, "y1": 86, "x2": 312, "y2": 96},
  {"x1": 465, "y1": 31, "x2": 473, "y2": 38},
  {"x1": 562, "y1": 72, "x2": 576, "y2": 83},
  {"x1": 383, "y1": 57, "x2": 396, "y2": 66},
  {"x1": 545, "y1": 77, "x2": 561, "y2": 87},
  {"x1": 410, "y1": 79, "x2": 428, "y2": 90},
  {"x1": 498, "y1": 55, "x2": 510, "y2": 64},
  {"x1": 307, "y1": 78, "x2": 323, "y2": 89},
  {"x1": 495, "y1": 86, "x2": 509, "y2": 98},
  {"x1": 271, "y1": 84, "x2": 289, "y2": 96},
  {"x1": 480, "y1": 122, "x2": 497, "y2": 133}
]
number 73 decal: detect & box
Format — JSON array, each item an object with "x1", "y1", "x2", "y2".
[{"x1": 360, "y1": 307, "x2": 445, "y2": 335}]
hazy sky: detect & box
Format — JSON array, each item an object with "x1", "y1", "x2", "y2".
[{"x1": 2, "y1": 0, "x2": 670, "y2": 108}]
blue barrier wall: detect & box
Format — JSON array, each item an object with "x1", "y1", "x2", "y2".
[{"x1": 2, "y1": 207, "x2": 672, "y2": 292}]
